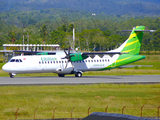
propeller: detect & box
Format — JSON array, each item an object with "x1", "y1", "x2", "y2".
[{"x1": 62, "y1": 47, "x2": 74, "y2": 69}]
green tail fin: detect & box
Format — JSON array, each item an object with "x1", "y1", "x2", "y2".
[{"x1": 121, "y1": 26, "x2": 145, "y2": 55}]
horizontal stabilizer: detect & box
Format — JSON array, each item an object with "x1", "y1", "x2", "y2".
[
  {"x1": 119, "y1": 65, "x2": 153, "y2": 68},
  {"x1": 122, "y1": 30, "x2": 157, "y2": 32}
]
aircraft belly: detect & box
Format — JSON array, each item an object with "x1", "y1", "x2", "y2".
[
  {"x1": 56, "y1": 67, "x2": 73, "y2": 74},
  {"x1": 73, "y1": 63, "x2": 88, "y2": 72}
]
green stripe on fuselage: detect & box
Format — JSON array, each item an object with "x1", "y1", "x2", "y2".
[{"x1": 97, "y1": 54, "x2": 145, "y2": 71}]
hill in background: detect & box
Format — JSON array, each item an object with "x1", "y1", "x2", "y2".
[{"x1": 0, "y1": 0, "x2": 160, "y2": 16}]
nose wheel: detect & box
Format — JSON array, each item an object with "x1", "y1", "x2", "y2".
[
  {"x1": 9, "y1": 73, "x2": 15, "y2": 78},
  {"x1": 75, "y1": 72, "x2": 82, "y2": 77}
]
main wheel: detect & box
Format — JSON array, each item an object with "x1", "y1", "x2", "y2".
[
  {"x1": 75, "y1": 72, "x2": 82, "y2": 77},
  {"x1": 58, "y1": 74, "x2": 65, "y2": 77}
]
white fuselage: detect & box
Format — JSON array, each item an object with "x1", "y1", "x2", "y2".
[{"x1": 2, "y1": 54, "x2": 118, "y2": 75}]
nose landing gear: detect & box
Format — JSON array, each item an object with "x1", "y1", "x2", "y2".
[{"x1": 9, "y1": 73, "x2": 15, "y2": 78}]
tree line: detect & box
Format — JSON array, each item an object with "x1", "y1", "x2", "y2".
[{"x1": 0, "y1": 16, "x2": 160, "y2": 51}]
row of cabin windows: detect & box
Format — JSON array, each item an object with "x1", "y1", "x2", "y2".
[
  {"x1": 39, "y1": 59, "x2": 110, "y2": 64},
  {"x1": 39, "y1": 61, "x2": 67, "y2": 64}
]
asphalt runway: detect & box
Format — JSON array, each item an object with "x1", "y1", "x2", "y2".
[{"x1": 0, "y1": 75, "x2": 160, "y2": 86}]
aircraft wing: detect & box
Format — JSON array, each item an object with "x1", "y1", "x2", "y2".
[
  {"x1": 13, "y1": 50, "x2": 56, "y2": 55},
  {"x1": 81, "y1": 52, "x2": 125, "y2": 58}
]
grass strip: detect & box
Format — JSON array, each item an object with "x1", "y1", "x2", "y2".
[{"x1": 0, "y1": 84, "x2": 159, "y2": 119}]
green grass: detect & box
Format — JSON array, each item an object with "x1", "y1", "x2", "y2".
[{"x1": 0, "y1": 84, "x2": 159, "y2": 119}]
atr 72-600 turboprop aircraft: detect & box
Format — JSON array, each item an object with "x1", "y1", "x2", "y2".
[{"x1": 2, "y1": 26, "x2": 149, "y2": 78}]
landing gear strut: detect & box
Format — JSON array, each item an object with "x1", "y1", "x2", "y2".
[
  {"x1": 9, "y1": 73, "x2": 15, "y2": 78},
  {"x1": 75, "y1": 72, "x2": 82, "y2": 77}
]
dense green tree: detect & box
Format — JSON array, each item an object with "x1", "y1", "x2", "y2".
[
  {"x1": 8, "y1": 31, "x2": 15, "y2": 44},
  {"x1": 152, "y1": 29, "x2": 160, "y2": 51},
  {"x1": 0, "y1": 8, "x2": 160, "y2": 52},
  {"x1": 39, "y1": 25, "x2": 48, "y2": 44},
  {"x1": 50, "y1": 30, "x2": 66, "y2": 47},
  {"x1": 67, "y1": 24, "x2": 74, "y2": 33}
]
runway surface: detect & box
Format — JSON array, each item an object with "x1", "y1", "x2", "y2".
[{"x1": 0, "y1": 75, "x2": 160, "y2": 86}]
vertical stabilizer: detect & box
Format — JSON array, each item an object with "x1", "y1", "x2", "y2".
[{"x1": 121, "y1": 26, "x2": 145, "y2": 55}]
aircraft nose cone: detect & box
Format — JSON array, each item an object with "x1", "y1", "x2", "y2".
[{"x1": 2, "y1": 64, "x2": 9, "y2": 72}]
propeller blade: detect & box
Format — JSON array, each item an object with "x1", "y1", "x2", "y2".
[
  {"x1": 68, "y1": 47, "x2": 70, "y2": 55},
  {"x1": 71, "y1": 62, "x2": 74, "y2": 68},
  {"x1": 63, "y1": 47, "x2": 74, "y2": 69},
  {"x1": 35, "y1": 47, "x2": 37, "y2": 55},
  {"x1": 65, "y1": 60, "x2": 68, "y2": 69},
  {"x1": 30, "y1": 48, "x2": 33, "y2": 55},
  {"x1": 64, "y1": 49, "x2": 67, "y2": 55}
]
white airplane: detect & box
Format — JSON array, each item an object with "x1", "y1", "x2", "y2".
[{"x1": 2, "y1": 26, "x2": 149, "y2": 78}]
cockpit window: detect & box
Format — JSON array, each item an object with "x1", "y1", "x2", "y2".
[
  {"x1": 10, "y1": 59, "x2": 23, "y2": 62},
  {"x1": 19, "y1": 59, "x2": 22, "y2": 62},
  {"x1": 10, "y1": 59, "x2": 15, "y2": 62}
]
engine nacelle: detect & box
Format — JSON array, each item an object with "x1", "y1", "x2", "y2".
[{"x1": 70, "y1": 53, "x2": 88, "y2": 62}]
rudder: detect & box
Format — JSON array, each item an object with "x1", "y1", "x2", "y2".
[{"x1": 121, "y1": 26, "x2": 145, "y2": 55}]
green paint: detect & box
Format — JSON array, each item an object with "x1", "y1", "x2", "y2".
[
  {"x1": 98, "y1": 26, "x2": 146, "y2": 71},
  {"x1": 121, "y1": 26, "x2": 145, "y2": 55},
  {"x1": 37, "y1": 52, "x2": 48, "y2": 55},
  {"x1": 41, "y1": 57, "x2": 57, "y2": 61},
  {"x1": 98, "y1": 55, "x2": 145, "y2": 71},
  {"x1": 70, "y1": 53, "x2": 88, "y2": 62}
]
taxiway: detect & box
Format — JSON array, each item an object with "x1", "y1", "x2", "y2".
[{"x1": 0, "y1": 75, "x2": 159, "y2": 86}]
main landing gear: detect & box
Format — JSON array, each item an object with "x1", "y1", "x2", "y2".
[
  {"x1": 75, "y1": 72, "x2": 82, "y2": 77},
  {"x1": 58, "y1": 72, "x2": 83, "y2": 77}
]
